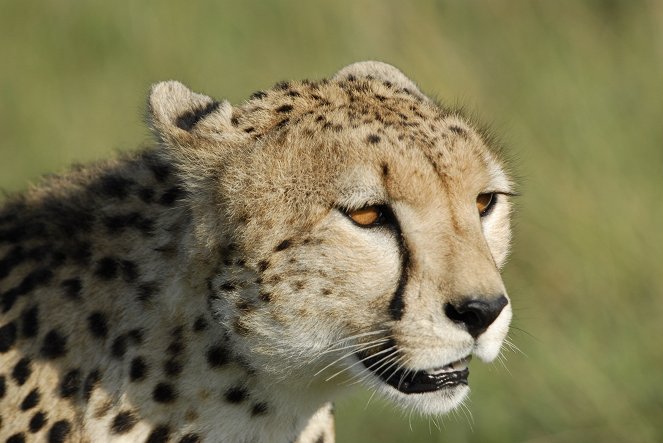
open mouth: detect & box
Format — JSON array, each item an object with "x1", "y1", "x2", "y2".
[{"x1": 358, "y1": 350, "x2": 471, "y2": 394}]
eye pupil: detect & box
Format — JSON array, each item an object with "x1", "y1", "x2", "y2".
[
  {"x1": 348, "y1": 206, "x2": 382, "y2": 226},
  {"x1": 476, "y1": 193, "x2": 495, "y2": 216}
]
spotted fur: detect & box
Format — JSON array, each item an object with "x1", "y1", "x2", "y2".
[{"x1": 0, "y1": 62, "x2": 514, "y2": 442}]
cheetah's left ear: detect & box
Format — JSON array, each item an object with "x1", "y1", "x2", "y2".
[{"x1": 147, "y1": 80, "x2": 235, "y2": 146}]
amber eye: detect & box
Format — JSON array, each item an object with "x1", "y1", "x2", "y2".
[
  {"x1": 348, "y1": 206, "x2": 383, "y2": 226},
  {"x1": 476, "y1": 193, "x2": 496, "y2": 217}
]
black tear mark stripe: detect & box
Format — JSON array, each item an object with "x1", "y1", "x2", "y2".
[
  {"x1": 176, "y1": 101, "x2": 221, "y2": 131},
  {"x1": 387, "y1": 209, "x2": 411, "y2": 321}
]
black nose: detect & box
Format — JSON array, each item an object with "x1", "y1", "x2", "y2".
[{"x1": 444, "y1": 295, "x2": 509, "y2": 338}]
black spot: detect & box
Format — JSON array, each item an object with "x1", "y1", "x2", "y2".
[
  {"x1": 163, "y1": 358, "x2": 183, "y2": 377},
  {"x1": 192, "y1": 316, "x2": 208, "y2": 332},
  {"x1": 23, "y1": 309, "x2": 44, "y2": 341},
  {"x1": 243, "y1": 126, "x2": 255, "y2": 133},
  {"x1": 82, "y1": 369, "x2": 100, "y2": 401},
  {"x1": 257, "y1": 260, "x2": 269, "y2": 273},
  {"x1": 145, "y1": 157, "x2": 174, "y2": 183},
  {"x1": 274, "y1": 239, "x2": 291, "y2": 252},
  {"x1": 95, "y1": 174, "x2": 133, "y2": 199},
  {"x1": 0, "y1": 246, "x2": 26, "y2": 281},
  {"x1": 251, "y1": 402, "x2": 268, "y2": 416},
  {"x1": 48, "y1": 420, "x2": 71, "y2": 443},
  {"x1": 119, "y1": 259, "x2": 139, "y2": 282},
  {"x1": 347, "y1": 74, "x2": 356, "y2": 81},
  {"x1": 68, "y1": 242, "x2": 92, "y2": 265},
  {"x1": 367, "y1": 134, "x2": 381, "y2": 144},
  {"x1": 59, "y1": 369, "x2": 81, "y2": 398},
  {"x1": 41, "y1": 329, "x2": 67, "y2": 359},
  {"x1": 276, "y1": 104, "x2": 293, "y2": 113},
  {"x1": 128, "y1": 328, "x2": 144, "y2": 345},
  {"x1": 111, "y1": 335, "x2": 128, "y2": 359},
  {"x1": 315, "y1": 436, "x2": 325, "y2": 443},
  {"x1": 0, "y1": 321, "x2": 17, "y2": 352},
  {"x1": 224, "y1": 386, "x2": 247, "y2": 404},
  {"x1": 12, "y1": 357, "x2": 31, "y2": 385},
  {"x1": 230, "y1": 116, "x2": 239, "y2": 126},
  {"x1": 153, "y1": 382, "x2": 177, "y2": 403},
  {"x1": 60, "y1": 278, "x2": 82, "y2": 299},
  {"x1": 274, "y1": 81, "x2": 290, "y2": 90},
  {"x1": 175, "y1": 101, "x2": 221, "y2": 131},
  {"x1": 250, "y1": 91, "x2": 267, "y2": 100},
  {"x1": 130, "y1": 356, "x2": 148, "y2": 381},
  {"x1": 382, "y1": 163, "x2": 389, "y2": 177},
  {"x1": 87, "y1": 312, "x2": 108, "y2": 339},
  {"x1": 0, "y1": 375, "x2": 5, "y2": 398},
  {"x1": 218, "y1": 281, "x2": 236, "y2": 292},
  {"x1": 178, "y1": 434, "x2": 202, "y2": 443},
  {"x1": 138, "y1": 187, "x2": 155, "y2": 203},
  {"x1": 29, "y1": 411, "x2": 47, "y2": 432},
  {"x1": 95, "y1": 257, "x2": 119, "y2": 280},
  {"x1": 103, "y1": 212, "x2": 154, "y2": 236},
  {"x1": 137, "y1": 282, "x2": 159, "y2": 302},
  {"x1": 2, "y1": 267, "x2": 53, "y2": 312},
  {"x1": 159, "y1": 186, "x2": 183, "y2": 206},
  {"x1": 166, "y1": 340, "x2": 184, "y2": 356},
  {"x1": 111, "y1": 410, "x2": 138, "y2": 434},
  {"x1": 20, "y1": 387, "x2": 40, "y2": 410},
  {"x1": 275, "y1": 118, "x2": 289, "y2": 129},
  {"x1": 6, "y1": 433, "x2": 25, "y2": 443},
  {"x1": 258, "y1": 291, "x2": 272, "y2": 302},
  {"x1": 0, "y1": 222, "x2": 46, "y2": 245},
  {"x1": 206, "y1": 344, "x2": 228, "y2": 368},
  {"x1": 145, "y1": 425, "x2": 170, "y2": 443},
  {"x1": 449, "y1": 125, "x2": 466, "y2": 135}
]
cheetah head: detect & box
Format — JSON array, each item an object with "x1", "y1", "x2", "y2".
[{"x1": 148, "y1": 62, "x2": 514, "y2": 415}]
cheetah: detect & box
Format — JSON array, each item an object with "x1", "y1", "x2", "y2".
[{"x1": 0, "y1": 61, "x2": 515, "y2": 442}]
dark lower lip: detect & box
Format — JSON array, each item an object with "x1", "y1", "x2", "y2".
[{"x1": 358, "y1": 351, "x2": 469, "y2": 394}]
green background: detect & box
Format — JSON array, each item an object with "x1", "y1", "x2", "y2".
[{"x1": 1, "y1": 1, "x2": 661, "y2": 441}]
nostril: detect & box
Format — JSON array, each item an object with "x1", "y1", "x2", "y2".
[{"x1": 445, "y1": 295, "x2": 508, "y2": 338}]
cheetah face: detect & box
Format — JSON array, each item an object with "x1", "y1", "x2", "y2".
[{"x1": 149, "y1": 62, "x2": 514, "y2": 415}]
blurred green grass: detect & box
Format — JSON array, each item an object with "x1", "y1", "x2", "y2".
[{"x1": 1, "y1": 0, "x2": 662, "y2": 441}]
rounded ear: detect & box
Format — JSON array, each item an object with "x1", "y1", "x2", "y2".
[
  {"x1": 333, "y1": 61, "x2": 428, "y2": 100},
  {"x1": 147, "y1": 80, "x2": 234, "y2": 145}
]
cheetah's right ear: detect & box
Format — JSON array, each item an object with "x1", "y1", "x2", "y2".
[{"x1": 147, "y1": 81, "x2": 234, "y2": 146}]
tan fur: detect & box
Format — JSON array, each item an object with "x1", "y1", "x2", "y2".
[{"x1": 0, "y1": 62, "x2": 514, "y2": 442}]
